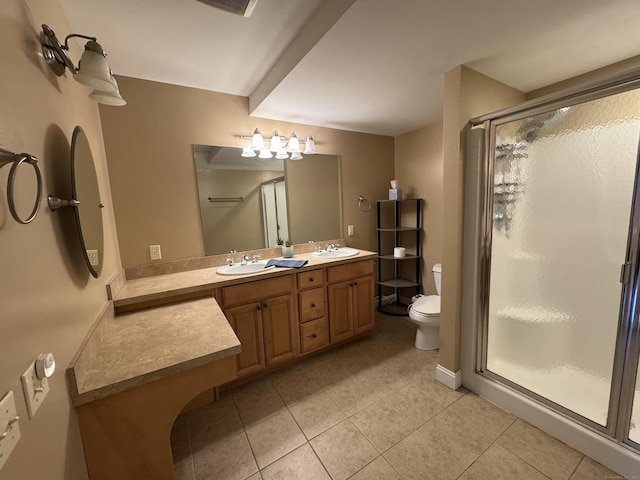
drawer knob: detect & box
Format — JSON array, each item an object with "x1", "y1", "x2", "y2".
[
  {"x1": 311, "y1": 333, "x2": 318, "y2": 338},
  {"x1": 311, "y1": 303, "x2": 316, "y2": 308},
  {"x1": 310, "y1": 277, "x2": 314, "y2": 282}
]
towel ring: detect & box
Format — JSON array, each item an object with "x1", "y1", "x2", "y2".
[
  {"x1": 0, "y1": 148, "x2": 43, "y2": 224},
  {"x1": 358, "y1": 195, "x2": 371, "y2": 212}
]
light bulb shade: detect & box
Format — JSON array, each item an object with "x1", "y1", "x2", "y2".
[
  {"x1": 89, "y1": 88, "x2": 126, "y2": 106},
  {"x1": 88, "y1": 74, "x2": 126, "y2": 106},
  {"x1": 258, "y1": 148, "x2": 273, "y2": 159},
  {"x1": 290, "y1": 151, "x2": 303, "y2": 161},
  {"x1": 251, "y1": 128, "x2": 264, "y2": 150},
  {"x1": 287, "y1": 132, "x2": 300, "y2": 153},
  {"x1": 270, "y1": 131, "x2": 283, "y2": 152},
  {"x1": 241, "y1": 144, "x2": 257, "y2": 157},
  {"x1": 275, "y1": 150, "x2": 289, "y2": 159},
  {"x1": 74, "y1": 47, "x2": 116, "y2": 91},
  {"x1": 304, "y1": 136, "x2": 317, "y2": 154}
]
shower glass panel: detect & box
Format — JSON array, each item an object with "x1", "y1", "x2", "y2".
[{"x1": 486, "y1": 90, "x2": 640, "y2": 426}]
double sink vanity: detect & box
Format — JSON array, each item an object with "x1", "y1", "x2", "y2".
[{"x1": 67, "y1": 244, "x2": 376, "y2": 480}]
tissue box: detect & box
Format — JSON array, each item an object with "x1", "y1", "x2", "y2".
[{"x1": 389, "y1": 188, "x2": 403, "y2": 200}]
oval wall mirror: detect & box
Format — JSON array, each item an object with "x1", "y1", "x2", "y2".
[
  {"x1": 48, "y1": 127, "x2": 105, "y2": 278},
  {"x1": 71, "y1": 126, "x2": 104, "y2": 278}
]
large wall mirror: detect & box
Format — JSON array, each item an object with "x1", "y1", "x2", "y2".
[{"x1": 194, "y1": 145, "x2": 342, "y2": 256}]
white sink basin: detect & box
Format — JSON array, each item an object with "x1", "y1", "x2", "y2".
[
  {"x1": 217, "y1": 260, "x2": 275, "y2": 276},
  {"x1": 312, "y1": 247, "x2": 360, "y2": 259}
]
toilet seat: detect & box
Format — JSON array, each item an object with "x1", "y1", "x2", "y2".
[{"x1": 411, "y1": 295, "x2": 440, "y2": 317}]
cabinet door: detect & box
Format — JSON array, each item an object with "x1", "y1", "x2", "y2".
[
  {"x1": 225, "y1": 303, "x2": 265, "y2": 377},
  {"x1": 262, "y1": 294, "x2": 298, "y2": 367},
  {"x1": 328, "y1": 280, "x2": 354, "y2": 343},
  {"x1": 352, "y1": 275, "x2": 374, "y2": 335}
]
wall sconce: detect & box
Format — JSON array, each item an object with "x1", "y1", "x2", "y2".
[
  {"x1": 240, "y1": 129, "x2": 317, "y2": 160},
  {"x1": 39, "y1": 24, "x2": 126, "y2": 106}
]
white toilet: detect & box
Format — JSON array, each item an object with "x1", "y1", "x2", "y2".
[{"x1": 407, "y1": 263, "x2": 441, "y2": 350}]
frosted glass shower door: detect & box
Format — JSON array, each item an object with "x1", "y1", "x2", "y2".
[{"x1": 485, "y1": 90, "x2": 640, "y2": 426}]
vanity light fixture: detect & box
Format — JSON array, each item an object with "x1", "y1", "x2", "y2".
[
  {"x1": 39, "y1": 24, "x2": 126, "y2": 106},
  {"x1": 240, "y1": 129, "x2": 317, "y2": 160}
]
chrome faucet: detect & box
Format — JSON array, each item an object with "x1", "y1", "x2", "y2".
[
  {"x1": 227, "y1": 250, "x2": 238, "y2": 266},
  {"x1": 325, "y1": 243, "x2": 339, "y2": 252},
  {"x1": 241, "y1": 255, "x2": 250, "y2": 266}
]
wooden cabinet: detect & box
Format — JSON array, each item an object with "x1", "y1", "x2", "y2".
[
  {"x1": 220, "y1": 275, "x2": 298, "y2": 377},
  {"x1": 220, "y1": 258, "x2": 374, "y2": 378},
  {"x1": 297, "y1": 269, "x2": 329, "y2": 354},
  {"x1": 327, "y1": 260, "x2": 374, "y2": 344}
]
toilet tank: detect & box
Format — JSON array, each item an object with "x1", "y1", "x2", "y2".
[{"x1": 432, "y1": 263, "x2": 442, "y2": 295}]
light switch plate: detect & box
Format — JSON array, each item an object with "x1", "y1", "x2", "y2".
[
  {"x1": 21, "y1": 362, "x2": 49, "y2": 419},
  {"x1": 0, "y1": 391, "x2": 21, "y2": 470},
  {"x1": 347, "y1": 224, "x2": 355, "y2": 236}
]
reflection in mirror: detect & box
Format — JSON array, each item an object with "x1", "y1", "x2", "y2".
[
  {"x1": 71, "y1": 126, "x2": 104, "y2": 278},
  {"x1": 194, "y1": 145, "x2": 342, "y2": 256}
]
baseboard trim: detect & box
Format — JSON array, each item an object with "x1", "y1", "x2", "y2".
[{"x1": 436, "y1": 364, "x2": 463, "y2": 390}]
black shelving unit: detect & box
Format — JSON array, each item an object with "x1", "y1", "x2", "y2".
[{"x1": 376, "y1": 199, "x2": 422, "y2": 316}]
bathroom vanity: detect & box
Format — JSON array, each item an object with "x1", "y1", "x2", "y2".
[{"x1": 67, "y1": 247, "x2": 375, "y2": 479}]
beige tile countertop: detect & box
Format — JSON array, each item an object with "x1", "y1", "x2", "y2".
[
  {"x1": 112, "y1": 249, "x2": 377, "y2": 311},
  {"x1": 67, "y1": 297, "x2": 241, "y2": 405}
]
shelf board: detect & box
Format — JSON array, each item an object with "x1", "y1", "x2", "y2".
[
  {"x1": 376, "y1": 199, "x2": 421, "y2": 203},
  {"x1": 377, "y1": 302, "x2": 410, "y2": 316},
  {"x1": 378, "y1": 254, "x2": 420, "y2": 260},
  {"x1": 377, "y1": 227, "x2": 420, "y2": 232},
  {"x1": 378, "y1": 278, "x2": 420, "y2": 288}
]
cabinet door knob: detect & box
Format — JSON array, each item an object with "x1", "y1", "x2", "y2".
[
  {"x1": 257, "y1": 305, "x2": 262, "y2": 310},
  {"x1": 311, "y1": 333, "x2": 318, "y2": 338},
  {"x1": 354, "y1": 281, "x2": 358, "y2": 286},
  {"x1": 311, "y1": 303, "x2": 316, "y2": 308}
]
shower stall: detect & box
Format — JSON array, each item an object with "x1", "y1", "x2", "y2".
[{"x1": 462, "y1": 72, "x2": 640, "y2": 476}]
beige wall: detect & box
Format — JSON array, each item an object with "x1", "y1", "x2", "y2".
[
  {"x1": 0, "y1": 1, "x2": 122, "y2": 478},
  {"x1": 100, "y1": 77, "x2": 395, "y2": 267},
  {"x1": 394, "y1": 123, "x2": 444, "y2": 294},
  {"x1": 439, "y1": 66, "x2": 525, "y2": 373}
]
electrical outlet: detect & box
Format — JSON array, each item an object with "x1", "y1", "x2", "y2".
[
  {"x1": 149, "y1": 245, "x2": 162, "y2": 260},
  {"x1": 20, "y1": 363, "x2": 49, "y2": 419},
  {"x1": 0, "y1": 391, "x2": 21, "y2": 470},
  {"x1": 86, "y1": 249, "x2": 99, "y2": 266},
  {"x1": 348, "y1": 224, "x2": 355, "y2": 236}
]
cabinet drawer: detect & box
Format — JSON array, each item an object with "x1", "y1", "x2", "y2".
[
  {"x1": 297, "y1": 269, "x2": 325, "y2": 290},
  {"x1": 300, "y1": 317, "x2": 329, "y2": 354},
  {"x1": 221, "y1": 275, "x2": 294, "y2": 307},
  {"x1": 298, "y1": 288, "x2": 325, "y2": 323},
  {"x1": 327, "y1": 260, "x2": 374, "y2": 283}
]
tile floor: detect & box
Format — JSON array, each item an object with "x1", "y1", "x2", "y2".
[{"x1": 171, "y1": 312, "x2": 623, "y2": 480}]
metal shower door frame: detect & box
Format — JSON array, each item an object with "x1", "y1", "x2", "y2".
[{"x1": 470, "y1": 77, "x2": 640, "y2": 446}]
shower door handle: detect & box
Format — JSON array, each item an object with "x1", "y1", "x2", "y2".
[{"x1": 620, "y1": 262, "x2": 632, "y2": 285}]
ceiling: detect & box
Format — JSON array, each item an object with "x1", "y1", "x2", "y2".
[{"x1": 58, "y1": 0, "x2": 640, "y2": 137}]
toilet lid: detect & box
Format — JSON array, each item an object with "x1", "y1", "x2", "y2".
[{"x1": 412, "y1": 295, "x2": 440, "y2": 315}]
